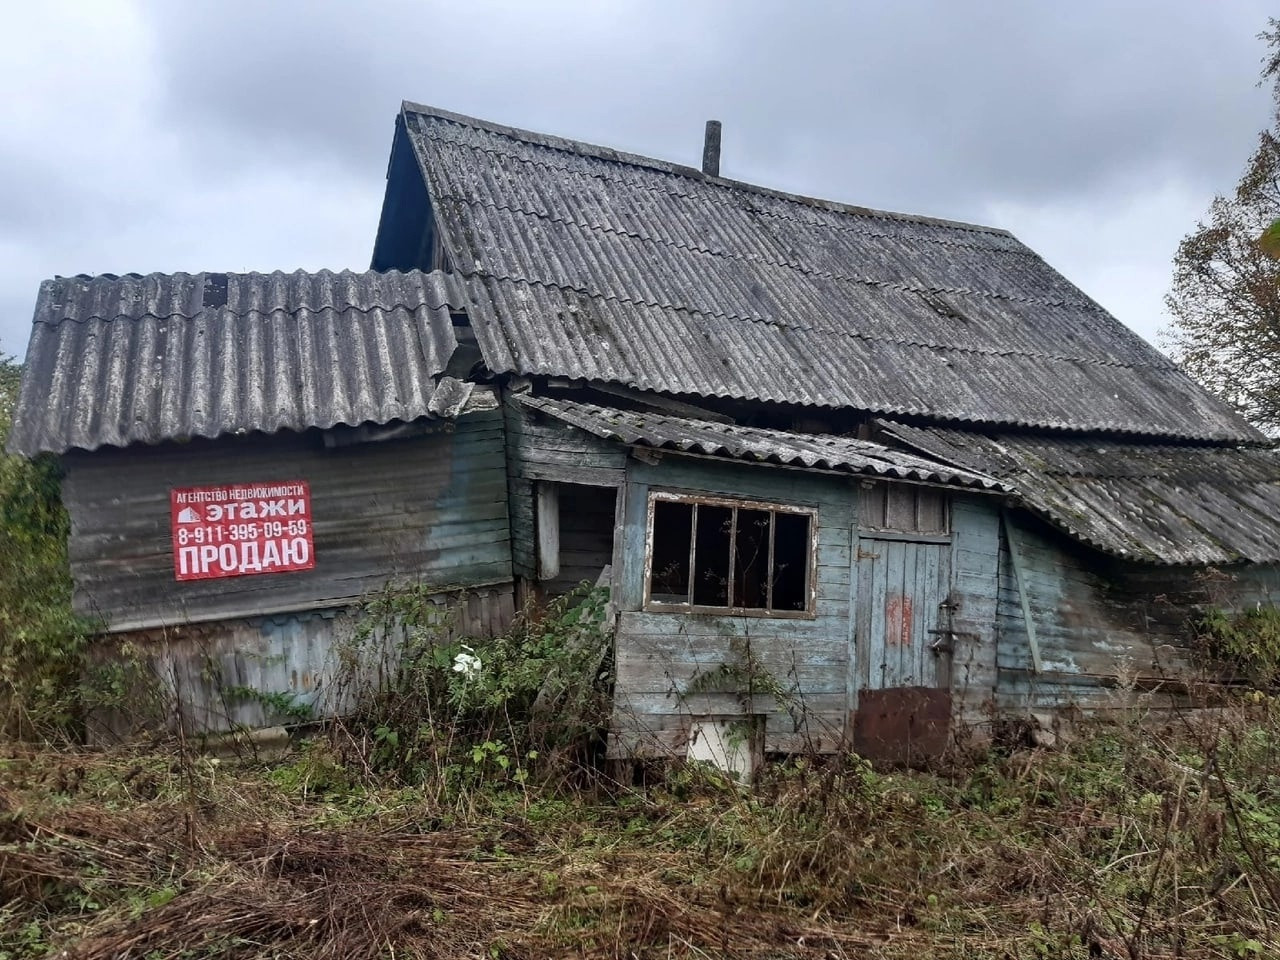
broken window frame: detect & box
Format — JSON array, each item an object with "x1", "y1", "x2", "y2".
[
  {"x1": 857, "y1": 482, "x2": 951, "y2": 541},
  {"x1": 643, "y1": 491, "x2": 818, "y2": 618}
]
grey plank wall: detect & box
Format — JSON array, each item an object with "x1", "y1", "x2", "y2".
[
  {"x1": 62, "y1": 409, "x2": 512, "y2": 631},
  {"x1": 502, "y1": 394, "x2": 625, "y2": 580},
  {"x1": 996, "y1": 515, "x2": 1161, "y2": 713},
  {"x1": 609, "y1": 456, "x2": 854, "y2": 757},
  {"x1": 990, "y1": 513, "x2": 1280, "y2": 715},
  {"x1": 87, "y1": 587, "x2": 516, "y2": 739}
]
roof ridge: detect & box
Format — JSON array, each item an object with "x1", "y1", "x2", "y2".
[
  {"x1": 402, "y1": 101, "x2": 1016, "y2": 238},
  {"x1": 434, "y1": 190, "x2": 1094, "y2": 311},
  {"x1": 467, "y1": 271, "x2": 1172, "y2": 371},
  {"x1": 422, "y1": 126, "x2": 1037, "y2": 258},
  {"x1": 46, "y1": 267, "x2": 442, "y2": 284},
  {"x1": 31, "y1": 305, "x2": 434, "y2": 326}
]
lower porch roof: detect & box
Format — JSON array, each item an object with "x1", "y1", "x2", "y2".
[
  {"x1": 878, "y1": 421, "x2": 1280, "y2": 566},
  {"x1": 514, "y1": 394, "x2": 1007, "y2": 493}
]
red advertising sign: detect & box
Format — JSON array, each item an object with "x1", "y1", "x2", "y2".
[{"x1": 170, "y1": 481, "x2": 314, "y2": 581}]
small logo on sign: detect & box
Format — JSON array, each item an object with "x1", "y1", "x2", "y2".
[{"x1": 170, "y1": 481, "x2": 314, "y2": 581}]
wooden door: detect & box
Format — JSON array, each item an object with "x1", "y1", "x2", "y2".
[{"x1": 850, "y1": 533, "x2": 953, "y2": 762}]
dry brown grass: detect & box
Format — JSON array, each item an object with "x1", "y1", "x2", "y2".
[{"x1": 4, "y1": 704, "x2": 1280, "y2": 959}]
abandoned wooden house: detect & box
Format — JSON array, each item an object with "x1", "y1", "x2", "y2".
[{"x1": 11, "y1": 102, "x2": 1280, "y2": 759}]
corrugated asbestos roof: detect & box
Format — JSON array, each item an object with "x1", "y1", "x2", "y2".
[
  {"x1": 401, "y1": 102, "x2": 1260, "y2": 442},
  {"x1": 517, "y1": 394, "x2": 1006, "y2": 491},
  {"x1": 878, "y1": 421, "x2": 1280, "y2": 565},
  {"x1": 9, "y1": 270, "x2": 471, "y2": 455}
]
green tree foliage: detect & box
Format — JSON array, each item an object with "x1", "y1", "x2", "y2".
[
  {"x1": 1164, "y1": 20, "x2": 1280, "y2": 431},
  {"x1": 0, "y1": 356, "x2": 88, "y2": 737}
]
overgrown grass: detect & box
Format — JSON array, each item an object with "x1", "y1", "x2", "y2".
[
  {"x1": 4, "y1": 701, "x2": 1280, "y2": 959},
  {"x1": 5, "y1": 350, "x2": 1280, "y2": 956},
  {"x1": 1198, "y1": 605, "x2": 1280, "y2": 687}
]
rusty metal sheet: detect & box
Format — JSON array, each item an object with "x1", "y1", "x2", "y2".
[{"x1": 853, "y1": 687, "x2": 952, "y2": 766}]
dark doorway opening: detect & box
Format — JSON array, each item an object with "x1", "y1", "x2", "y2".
[{"x1": 544, "y1": 483, "x2": 618, "y2": 598}]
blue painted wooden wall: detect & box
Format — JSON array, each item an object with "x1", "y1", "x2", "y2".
[
  {"x1": 87, "y1": 587, "x2": 515, "y2": 740},
  {"x1": 994, "y1": 512, "x2": 1280, "y2": 718},
  {"x1": 607, "y1": 453, "x2": 1005, "y2": 757},
  {"x1": 610, "y1": 456, "x2": 853, "y2": 756},
  {"x1": 947, "y1": 497, "x2": 1002, "y2": 733}
]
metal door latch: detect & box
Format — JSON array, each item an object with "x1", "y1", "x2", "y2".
[{"x1": 927, "y1": 627, "x2": 979, "y2": 655}]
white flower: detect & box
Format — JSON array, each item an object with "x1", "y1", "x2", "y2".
[{"x1": 451, "y1": 647, "x2": 482, "y2": 681}]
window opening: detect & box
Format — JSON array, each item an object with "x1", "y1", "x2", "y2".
[
  {"x1": 859, "y1": 483, "x2": 949, "y2": 535},
  {"x1": 649, "y1": 499, "x2": 693, "y2": 603},
  {"x1": 692, "y1": 504, "x2": 732, "y2": 606},
  {"x1": 732, "y1": 508, "x2": 771, "y2": 608},
  {"x1": 771, "y1": 511, "x2": 811, "y2": 611},
  {"x1": 538, "y1": 482, "x2": 618, "y2": 598},
  {"x1": 647, "y1": 494, "x2": 814, "y2": 615}
]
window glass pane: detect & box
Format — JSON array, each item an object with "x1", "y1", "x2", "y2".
[
  {"x1": 692, "y1": 504, "x2": 732, "y2": 607},
  {"x1": 649, "y1": 500, "x2": 693, "y2": 603},
  {"x1": 771, "y1": 512, "x2": 810, "y2": 611},
  {"x1": 733, "y1": 508, "x2": 771, "y2": 609}
]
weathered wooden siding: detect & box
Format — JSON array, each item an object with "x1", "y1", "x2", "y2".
[
  {"x1": 63, "y1": 409, "x2": 511, "y2": 631},
  {"x1": 87, "y1": 586, "x2": 516, "y2": 739},
  {"x1": 503, "y1": 394, "x2": 625, "y2": 580},
  {"x1": 610, "y1": 457, "x2": 855, "y2": 757},
  {"x1": 1116, "y1": 562, "x2": 1280, "y2": 621},
  {"x1": 993, "y1": 513, "x2": 1280, "y2": 716},
  {"x1": 996, "y1": 514, "x2": 1163, "y2": 714},
  {"x1": 948, "y1": 498, "x2": 1001, "y2": 733}
]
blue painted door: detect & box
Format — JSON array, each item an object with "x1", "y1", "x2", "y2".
[{"x1": 851, "y1": 535, "x2": 952, "y2": 695}]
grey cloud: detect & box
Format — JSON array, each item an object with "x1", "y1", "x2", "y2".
[
  {"x1": 141, "y1": 0, "x2": 728, "y2": 180},
  {"x1": 2, "y1": 0, "x2": 1276, "y2": 355},
  {"x1": 711, "y1": 1, "x2": 1274, "y2": 215},
  {"x1": 142, "y1": 0, "x2": 1274, "y2": 215}
]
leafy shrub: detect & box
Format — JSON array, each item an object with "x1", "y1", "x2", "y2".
[
  {"x1": 0, "y1": 358, "x2": 92, "y2": 739},
  {"x1": 1196, "y1": 606, "x2": 1280, "y2": 687},
  {"x1": 338, "y1": 582, "x2": 613, "y2": 787}
]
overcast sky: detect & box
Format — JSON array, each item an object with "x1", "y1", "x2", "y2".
[{"x1": 1, "y1": 1, "x2": 1274, "y2": 358}]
